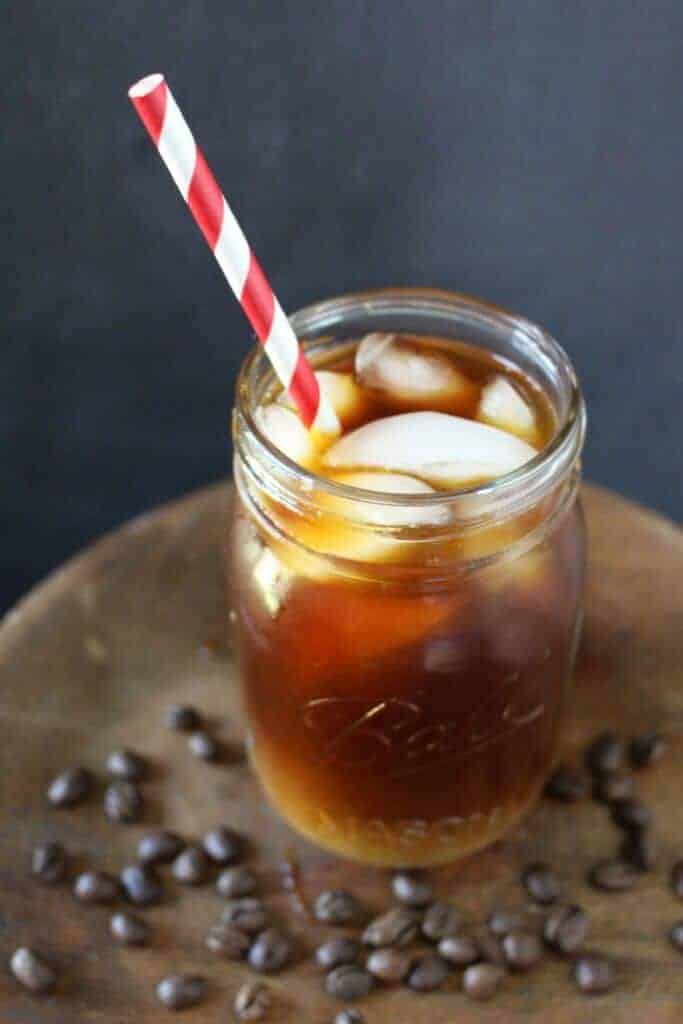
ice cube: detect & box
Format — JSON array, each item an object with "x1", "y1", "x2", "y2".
[
  {"x1": 327, "y1": 471, "x2": 449, "y2": 527},
  {"x1": 254, "y1": 403, "x2": 327, "y2": 468},
  {"x1": 355, "y1": 333, "x2": 479, "y2": 413},
  {"x1": 278, "y1": 371, "x2": 367, "y2": 428},
  {"x1": 477, "y1": 376, "x2": 537, "y2": 444},
  {"x1": 324, "y1": 411, "x2": 538, "y2": 488}
]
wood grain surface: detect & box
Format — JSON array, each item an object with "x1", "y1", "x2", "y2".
[{"x1": 0, "y1": 482, "x2": 681, "y2": 1023}]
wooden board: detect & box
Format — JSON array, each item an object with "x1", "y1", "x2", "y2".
[{"x1": 0, "y1": 482, "x2": 681, "y2": 1024}]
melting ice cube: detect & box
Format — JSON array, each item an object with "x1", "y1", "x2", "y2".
[
  {"x1": 278, "y1": 371, "x2": 366, "y2": 429},
  {"x1": 254, "y1": 403, "x2": 325, "y2": 468},
  {"x1": 327, "y1": 471, "x2": 450, "y2": 526},
  {"x1": 477, "y1": 376, "x2": 537, "y2": 443}
]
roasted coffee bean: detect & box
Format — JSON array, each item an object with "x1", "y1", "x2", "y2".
[
  {"x1": 502, "y1": 930, "x2": 543, "y2": 971},
  {"x1": 487, "y1": 908, "x2": 527, "y2": 937},
  {"x1": 592, "y1": 773, "x2": 634, "y2": 804},
  {"x1": 104, "y1": 780, "x2": 143, "y2": 823},
  {"x1": 325, "y1": 964, "x2": 373, "y2": 1001},
  {"x1": 363, "y1": 907, "x2": 420, "y2": 948},
  {"x1": 571, "y1": 953, "x2": 614, "y2": 994},
  {"x1": 315, "y1": 936, "x2": 361, "y2": 971},
  {"x1": 166, "y1": 704, "x2": 201, "y2": 732},
  {"x1": 314, "y1": 890, "x2": 362, "y2": 925},
  {"x1": 522, "y1": 862, "x2": 560, "y2": 905},
  {"x1": 137, "y1": 829, "x2": 184, "y2": 865},
  {"x1": 46, "y1": 766, "x2": 92, "y2": 807},
  {"x1": 171, "y1": 845, "x2": 209, "y2": 885},
  {"x1": 156, "y1": 973, "x2": 206, "y2": 1010},
  {"x1": 669, "y1": 921, "x2": 683, "y2": 952},
  {"x1": 120, "y1": 863, "x2": 163, "y2": 905},
  {"x1": 188, "y1": 730, "x2": 219, "y2": 761},
  {"x1": 248, "y1": 928, "x2": 292, "y2": 973},
  {"x1": 74, "y1": 870, "x2": 120, "y2": 904},
  {"x1": 611, "y1": 798, "x2": 652, "y2": 832},
  {"x1": 234, "y1": 980, "x2": 272, "y2": 1020},
  {"x1": 630, "y1": 731, "x2": 665, "y2": 769},
  {"x1": 544, "y1": 764, "x2": 587, "y2": 802},
  {"x1": 216, "y1": 865, "x2": 256, "y2": 898},
  {"x1": 438, "y1": 931, "x2": 480, "y2": 966},
  {"x1": 407, "y1": 954, "x2": 449, "y2": 992},
  {"x1": 222, "y1": 898, "x2": 268, "y2": 934},
  {"x1": 206, "y1": 920, "x2": 250, "y2": 959},
  {"x1": 543, "y1": 904, "x2": 589, "y2": 954},
  {"x1": 334, "y1": 1011, "x2": 365, "y2": 1024},
  {"x1": 110, "y1": 911, "x2": 151, "y2": 946},
  {"x1": 462, "y1": 963, "x2": 505, "y2": 1001},
  {"x1": 366, "y1": 947, "x2": 412, "y2": 983},
  {"x1": 421, "y1": 901, "x2": 461, "y2": 941},
  {"x1": 31, "y1": 840, "x2": 67, "y2": 883},
  {"x1": 586, "y1": 732, "x2": 624, "y2": 776},
  {"x1": 392, "y1": 871, "x2": 433, "y2": 908},
  {"x1": 106, "y1": 748, "x2": 147, "y2": 781},
  {"x1": 671, "y1": 861, "x2": 683, "y2": 900},
  {"x1": 474, "y1": 927, "x2": 506, "y2": 967},
  {"x1": 620, "y1": 830, "x2": 658, "y2": 871},
  {"x1": 589, "y1": 859, "x2": 639, "y2": 892},
  {"x1": 202, "y1": 826, "x2": 242, "y2": 865},
  {"x1": 10, "y1": 947, "x2": 56, "y2": 994}
]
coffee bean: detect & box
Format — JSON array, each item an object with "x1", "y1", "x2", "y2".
[
  {"x1": 188, "y1": 730, "x2": 219, "y2": 761},
  {"x1": 407, "y1": 954, "x2": 449, "y2": 992},
  {"x1": 334, "y1": 1011, "x2": 365, "y2": 1024},
  {"x1": 46, "y1": 766, "x2": 93, "y2": 807},
  {"x1": 487, "y1": 908, "x2": 527, "y2": 937},
  {"x1": 543, "y1": 904, "x2": 589, "y2": 954},
  {"x1": 248, "y1": 928, "x2": 292, "y2": 973},
  {"x1": 474, "y1": 927, "x2": 506, "y2": 967},
  {"x1": 314, "y1": 890, "x2": 362, "y2": 925},
  {"x1": 171, "y1": 845, "x2": 209, "y2": 885},
  {"x1": 217, "y1": 865, "x2": 257, "y2": 898},
  {"x1": 544, "y1": 764, "x2": 587, "y2": 802},
  {"x1": 10, "y1": 947, "x2": 57, "y2": 994},
  {"x1": 104, "y1": 780, "x2": 143, "y2": 823},
  {"x1": 592, "y1": 774, "x2": 634, "y2": 804},
  {"x1": 315, "y1": 936, "x2": 361, "y2": 971},
  {"x1": 438, "y1": 931, "x2": 480, "y2": 966},
  {"x1": 120, "y1": 863, "x2": 163, "y2": 905},
  {"x1": 571, "y1": 953, "x2": 614, "y2": 994},
  {"x1": 610, "y1": 798, "x2": 652, "y2": 832},
  {"x1": 202, "y1": 825, "x2": 242, "y2": 865},
  {"x1": 138, "y1": 829, "x2": 184, "y2": 865},
  {"x1": 363, "y1": 907, "x2": 420, "y2": 948},
  {"x1": 106, "y1": 748, "x2": 147, "y2": 781},
  {"x1": 589, "y1": 859, "x2": 639, "y2": 892},
  {"x1": 222, "y1": 898, "x2": 268, "y2": 934},
  {"x1": 586, "y1": 732, "x2": 624, "y2": 776},
  {"x1": 502, "y1": 930, "x2": 543, "y2": 971},
  {"x1": 234, "y1": 980, "x2": 272, "y2": 1020},
  {"x1": 522, "y1": 863, "x2": 560, "y2": 905},
  {"x1": 421, "y1": 901, "x2": 461, "y2": 941},
  {"x1": 670, "y1": 861, "x2": 683, "y2": 900},
  {"x1": 392, "y1": 871, "x2": 433, "y2": 908},
  {"x1": 110, "y1": 911, "x2": 151, "y2": 946},
  {"x1": 629, "y1": 731, "x2": 665, "y2": 769},
  {"x1": 325, "y1": 964, "x2": 373, "y2": 1001},
  {"x1": 74, "y1": 870, "x2": 120, "y2": 904},
  {"x1": 366, "y1": 947, "x2": 412, "y2": 983},
  {"x1": 167, "y1": 704, "x2": 201, "y2": 732},
  {"x1": 31, "y1": 840, "x2": 67, "y2": 884},
  {"x1": 156, "y1": 973, "x2": 206, "y2": 1010},
  {"x1": 669, "y1": 921, "x2": 683, "y2": 952},
  {"x1": 205, "y1": 920, "x2": 250, "y2": 959},
  {"x1": 462, "y1": 963, "x2": 505, "y2": 1001},
  {"x1": 620, "y1": 830, "x2": 658, "y2": 871}
]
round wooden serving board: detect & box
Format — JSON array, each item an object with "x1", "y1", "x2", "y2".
[{"x1": 0, "y1": 482, "x2": 682, "y2": 1024}]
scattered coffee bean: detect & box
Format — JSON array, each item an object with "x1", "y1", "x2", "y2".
[
  {"x1": 421, "y1": 900, "x2": 461, "y2": 941},
  {"x1": 522, "y1": 862, "x2": 560, "y2": 905},
  {"x1": 10, "y1": 947, "x2": 57, "y2": 994},
  {"x1": 502, "y1": 930, "x2": 543, "y2": 971},
  {"x1": 166, "y1": 704, "x2": 201, "y2": 732},
  {"x1": 74, "y1": 870, "x2": 120, "y2": 904},
  {"x1": 620, "y1": 829, "x2": 658, "y2": 871},
  {"x1": 104, "y1": 780, "x2": 143, "y2": 823},
  {"x1": 202, "y1": 825, "x2": 242, "y2": 865},
  {"x1": 629, "y1": 731, "x2": 665, "y2": 769},
  {"x1": 222, "y1": 898, "x2": 268, "y2": 934},
  {"x1": 46, "y1": 766, "x2": 93, "y2": 807},
  {"x1": 610, "y1": 798, "x2": 652, "y2": 832},
  {"x1": 586, "y1": 732, "x2": 624, "y2": 776},
  {"x1": 362, "y1": 907, "x2": 420, "y2": 947},
  {"x1": 543, "y1": 904, "x2": 589, "y2": 954},
  {"x1": 462, "y1": 963, "x2": 505, "y2": 1001},
  {"x1": 156, "y1": 973, "x2": 206, "y2": 1010},
  {"x1": 205, "y1": 920, "x2": 251, "y2": 959},
  {"x1": 188, "y1": 730, "x2": 219, "y2": 761},
  {"x1": 592, "y1": 773, "x2": 634, "y2": 804},
  {"x1": 234, "y1": 980, "x2": 272, "y2": 1020},
  {"x1": 110, "y1": 911, "x2": 151, "y2": 946},
  {"x1": 589, "y1": 859, "x2": 639, "y2": 892},
  {"x1": 334, "y1": 1011, "x2": 365, "y2": 1024},
  {"x1": 407, "y1": 954, "x2": 449, "y2": 992},
  {"x1": 216, "y1": 865, "x2": 257, "y2": 898},
  {"x1": 106, "y1": 748, "x2": 147, "y2": 781},
  {"x1": 487, "y1": 908, "x2": 527, "y2": 937},
  {"x1": 314, "y1": 890, "x2": 362, "y2": 925},
  {"x1": 571, "y1": 953, "x2": 614, "y2": 994},
  {"x1": 120, "y1": 863, "x2": 163, "y2": 905},
  {"x1": 31, "y1": 840, "x2": 67, "y2": 883},
  {"x1": 438, "y1": 931, "x2": 480, "y2": 966},
  {"x1": 670, "y1": 861, "x2": 683, "y2": 900},
  {"x1": 315, "y1": 936, "x2": 361, "y2": 971},
  {"x1": 669, "y1": 921, "x2": 683, "y2": 952},
  {"x1": 366, "y1": 947, "x2": 412, "y2": 983},
  {"x1": 171, "y1": 845, "x2": 209, "y2": 885},
  {"x1": 325, "y1": 964, "x2": 374, "y2": 1001},
  {"x1": 248, "y1": 928, "x2": 292, "y2": 973},
  {"x1": 392, "y1": 871, "x2": 433, "y2": 907},
  {"x1": 474, "y1": 926, "x2": 506, "y2": 967},
  {"x1": 138, "y1": 829, "x2": 184, "y2": 865},
  {"x1": 544, "y1": 764, "x2": 587, "y2": 802}
]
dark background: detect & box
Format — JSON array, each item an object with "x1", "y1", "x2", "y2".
[{"x1": 2, "y1": 1, "x2": 682, "y2": 613}]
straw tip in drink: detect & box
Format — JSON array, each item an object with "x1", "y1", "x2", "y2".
[{"x1": 128, "y1": 73, "x2": 165, "y2": 99}]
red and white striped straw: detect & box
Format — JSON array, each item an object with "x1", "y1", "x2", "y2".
[{"x1": 128, "y1": 73, "x2": 337, "y2": 434}]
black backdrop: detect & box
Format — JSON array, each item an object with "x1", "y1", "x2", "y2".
[{"x1": 2, "y1": 1, "x2": 682, "y2": 612}]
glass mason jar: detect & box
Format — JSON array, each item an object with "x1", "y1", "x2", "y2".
[{"x1": 230, "y1": 289, "x2": 586, "y2": 867}]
